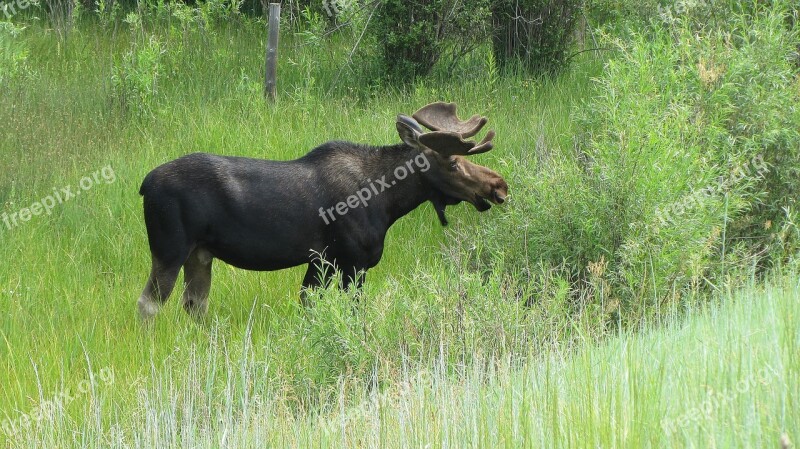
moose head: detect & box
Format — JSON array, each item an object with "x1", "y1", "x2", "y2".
[{"x1": 397, "y1": 102, "x2": 508, "y2": 225}]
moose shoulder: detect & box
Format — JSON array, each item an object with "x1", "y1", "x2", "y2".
[{"x1": 137, "y1": 102, "x2": 508, "y2": 319}]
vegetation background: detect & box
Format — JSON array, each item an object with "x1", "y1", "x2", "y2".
[{"x1": 0, "y1": 0, "x2": 798, "y2": 446}]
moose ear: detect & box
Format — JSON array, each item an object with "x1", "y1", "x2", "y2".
[{"x1": 396, "y1": 115, "x2": 423, "y2": 149}]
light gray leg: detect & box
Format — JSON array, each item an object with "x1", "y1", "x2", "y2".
[{"x1": 138, "y1": 257, "x2": 183, "y2": 320}]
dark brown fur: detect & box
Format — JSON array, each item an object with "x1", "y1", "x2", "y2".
[{"x1": 137, "y1": 107, "x2": 507, "y2": 319}]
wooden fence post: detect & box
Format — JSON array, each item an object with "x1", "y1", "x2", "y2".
[{"x1": 264, "y1": 2, "x2": 281, "y2": 101}]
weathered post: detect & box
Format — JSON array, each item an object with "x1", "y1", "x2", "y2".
[{"x1": 264, "y1": 2, "x2": 281, "y2": 101}]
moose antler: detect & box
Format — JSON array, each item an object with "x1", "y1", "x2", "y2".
[
  {"x1": 413, "y1": 102, "x2": 487, "y2": 138},
  {"x1": 411, "y1": 102, "x2": 495, "y2": 157}
]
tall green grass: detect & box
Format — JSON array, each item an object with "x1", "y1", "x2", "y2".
[
  {"x1": 0, "y1": 15, "x2": 598, "y2": 443},
  {"x1": 3, "y1": 272, "x2": 797, "y2": 447}
]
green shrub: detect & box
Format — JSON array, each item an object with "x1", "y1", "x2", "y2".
[
  {"x1": 465, "y1": 1, "x2": 800, "y2": 330},
  {"x1": 110, "y1": 34, "x2": 166, "y2": 118},
  {"x1": 281, "y1": 0, "x2": 337, "y2": 27},
  {"x1": 0, "y1": 23, "x2": 31, "y2": 87},
  {"x1": 491, "y1": 0, "x2": 582, "y2": 75},
  {"x1": 267, "y1": 254, "x2": 597, "y2": 404},
  {"x1": 371, "y1": 0, "x2": 491, "y2": 83}
]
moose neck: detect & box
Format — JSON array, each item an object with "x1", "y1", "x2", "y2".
[{"x1": 367, "y1": 144, "x2": 436, "y2": 228}]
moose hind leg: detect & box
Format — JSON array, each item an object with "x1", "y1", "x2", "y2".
[
  {"x1": 138, "y1": 194, "x2": 193, "y2": 320},
  {"x1": 138, "y1": 257, "x2": 184, "y2": 320},
  {"x1": 182, "y1": 247, "x2": 213, "y2": 317}
]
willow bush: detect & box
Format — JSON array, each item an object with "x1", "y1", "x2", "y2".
[
  {"x1": 491, "y1": 0, "x2": 583, "y2": 75},
  {"x1": 464, "y1": 1, "x2": 800, "y2": 331}
]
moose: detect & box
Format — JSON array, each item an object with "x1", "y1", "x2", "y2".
[{"x1": 137, "y1": 102, "x2": 508, "y2": 319}]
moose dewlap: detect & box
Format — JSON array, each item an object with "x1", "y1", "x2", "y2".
[{"x1": 137, "y1": 102, "x2": 508, "y2": 319}]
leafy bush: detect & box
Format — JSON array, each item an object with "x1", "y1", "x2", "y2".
[
  {"x1": 110, "y1": 34, "x2": 166, "y2": 118},
  {"x1": 265, "y1": 251, "x2": 597, "y2": 403},
  {"x1": 491, "y1": 0, "x2": 583, "y2": 75},
  {"x1": 466, "y1": 2, "x2": 800, "y2": 330},
  {"x1": 371, "y1": 0, "x2": 491, "y2": 83},
  {"x1": 0, "y1": 23, "x2": 31, "y2": 87},
  {"x1": 280, "y1": 0, "x2": 338, "y2": 27}
]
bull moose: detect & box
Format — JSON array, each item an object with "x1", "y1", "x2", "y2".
[{"x1": 137, "y1": 102, "x2": 508, "y2": 319}]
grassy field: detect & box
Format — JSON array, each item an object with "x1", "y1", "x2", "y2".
[
  {"x1": 87, "y1": 275, "x2": 794, "y2": 448},
  {"x1": 1, "y1": 6, "x2": 798, "y2": 448},
  {"x1": 0, "y1": 22, "x2": 586, "y2": 445}
]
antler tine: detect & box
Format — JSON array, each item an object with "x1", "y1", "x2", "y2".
[
  {"x1": 412, "y1": 102, "x2": 488, "y2": 138},
  {"x1": 470, "y1": 130, "x2": 495, "y2": 154},
  {"x1": 418, "y1": 129, "x2": 495, "y2": 158}
]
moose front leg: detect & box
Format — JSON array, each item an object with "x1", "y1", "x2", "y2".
[
  {"x1": 341, "y1": 265, "x2": 367, "y2": 292},
  {"x1": 300, "y1": 260, "x2": 367, "y2": 305},
  {"x1": 340, "y1": 263, "x2": 369, "y2": 309},
  {"x1": 300, "y1": 259, "x2": 335, "y2": 306}
]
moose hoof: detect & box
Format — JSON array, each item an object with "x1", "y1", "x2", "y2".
[
  {"x1": 137, "y1": 296, "x2": 161, "y2": 320},
  {"x1": 182, "y1": 299, "x2": 208, "y2": 319}
]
